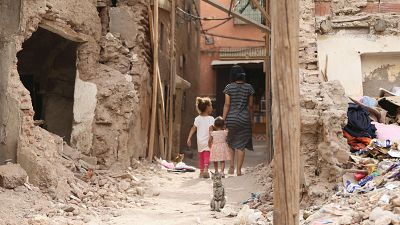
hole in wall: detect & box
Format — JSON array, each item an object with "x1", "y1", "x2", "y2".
[
  {"x1": 17, "y1": 27, "x2": 79, "y2": 143},
  {"x1": 111, "y1": 0, "x2": 118, "y2": 7}
]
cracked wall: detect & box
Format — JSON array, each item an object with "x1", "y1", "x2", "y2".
[
  {"x1": 296, "y1": 0, "x2": 400, "y2": 206},
  {"x1": 0, "y1": 0, "x2": 152, "y2": 191}
]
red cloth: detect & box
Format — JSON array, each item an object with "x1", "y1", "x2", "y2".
[
  {"x1": 198, "y1": 151, "x2": 210, "y2": 170},
  {"x1": 343, "y1": 130, "x2": 371, "y2": 150}
]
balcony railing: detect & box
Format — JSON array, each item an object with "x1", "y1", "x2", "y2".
[{"x1": 219, "y1": 47, "x2": 266, "y2": 59}]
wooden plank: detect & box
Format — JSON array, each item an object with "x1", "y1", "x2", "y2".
[
  {"x1": 271, "y1": 0, "x2": 300, "y2": 224},
  {"x1": 264, "y1": 0, "x2": 273, "y2": 163},
  {"x1": 202, "y1": 0, "x2": 271, "y2": 32},
  {"x1": 157, "y1": 68, "x2": 167, "y2": 159},
  {"x1": 167, "y1": 0, "x2": 176, "y2": 161},
  {"x1": 149, "y1": 4, "x2": 167, "y2": 159},
  {"x1": 148, "y1": 0, "x2": 159, "y2": 161}
]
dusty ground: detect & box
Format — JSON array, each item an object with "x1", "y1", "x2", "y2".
[
  {"x1": 110, "y1": 141, "x2": 267, "y2": 225},
  {"x1": 0, "y1": 140, "x2": 267, "y2": 225}
]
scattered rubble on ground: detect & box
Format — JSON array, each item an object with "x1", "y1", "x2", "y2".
[{"x1": 0, "y1": 154, "x2": 163, "y2": 225}]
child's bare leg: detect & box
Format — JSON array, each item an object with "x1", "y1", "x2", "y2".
[
  {"x1": 214, "y1": 162, "x2": 219, "y2": 173},
  {"x1": 221, "y1": 161, "x2": 225, "y2": 174}
]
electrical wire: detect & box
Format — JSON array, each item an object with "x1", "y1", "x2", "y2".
[
  {"x1": 190, "y1": 0, "x2": 206, "y2": 35},
  {"x1": 203, "y1": 18, "x2": 231, "y2": 32}
]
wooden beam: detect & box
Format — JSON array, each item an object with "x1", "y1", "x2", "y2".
[
  {"x1": 202, "y1": 0, "x2": 271, "y2": 32},
  {"x1": 272, "y1": 0, "x2": 300, "y2": 224},
  {"x1": 148, "y1": 0, "x2": 159, "y2": 161},
  {"x1": 264, "y1": 0, "x2": 272, "y2": 163},
  {"x1": 249, "y1": 0, "x2": 271, "y2": 24},
  {"x1": 167, "y1": 0, "x2": 176, "y2": 161},
  {"x1": 149, "y1": 4, "x2": 168, "y2": 159}
]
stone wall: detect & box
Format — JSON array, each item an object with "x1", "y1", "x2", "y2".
[
  {"x1": 0, "y1": 0, "x2": 152, "y2": 191},
  {"x1": 298, "y1": 0, "x2": 350, "y2": 206}
]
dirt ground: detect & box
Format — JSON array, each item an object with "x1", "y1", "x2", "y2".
[
  {"x1": 0, "y1": 140, "x2": 268, "y2": 225},
  {"x1": 109, "y1": 140, "x2": 267, "y2": 225}
]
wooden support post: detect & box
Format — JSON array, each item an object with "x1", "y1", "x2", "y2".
[
  {"x1": 157, "y1": 68, "x2": 166, "y2": 159},
  {"x1": 271, "y1": 0, "x2": 300, "y2": 224},
  {"x1": 167, "y1": 0, "x2": 176, "y2": 161},
  {"x1": 264, "y1": 0, "x2": 273, "y2": 163},
  {"x1": 148, "y1": 0, "x2": 159, "y2": 161}
]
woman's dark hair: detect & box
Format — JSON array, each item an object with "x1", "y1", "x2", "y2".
[
  {"x1": 214, "y1": 116, "x2": 225, "y2": 129},
  {"x1": 196, "y1": 97, "x2": 212, "y2": 113},
  {"x1": 230, "y1": 65, "x2": 246, "y2": 82}
]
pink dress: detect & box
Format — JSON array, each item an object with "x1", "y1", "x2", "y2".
[{"x1": 210, "y1": 130, "x2": 231, "y2": 162}]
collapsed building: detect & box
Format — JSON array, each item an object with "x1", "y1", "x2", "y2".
[
  {"x1": 0, "y1": 0, "x2": 199, "y2": 194},
  {"x1": 298, "y1": 0, "x2": 400, "y2": 205}
]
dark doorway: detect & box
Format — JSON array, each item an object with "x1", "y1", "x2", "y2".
[
  {"x1": 214, "y1": 63, "x2": 266, "y2": 134},
  {"x1": 17, "y1": 28, "x2": 78, "y2": 143}
]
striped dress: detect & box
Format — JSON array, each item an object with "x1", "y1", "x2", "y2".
[{"x1": 223, "y1": 82, "x2": 254, "y2": 151}]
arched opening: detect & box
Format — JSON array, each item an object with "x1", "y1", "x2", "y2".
[{"x1": 17, "y1": 27, "x2": 79, "y2": 143}]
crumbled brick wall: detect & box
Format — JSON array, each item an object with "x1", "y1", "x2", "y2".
[
  {"x1": 0, "y1": 0, "x2": 152, "y2": 191},
  {"x1": 298, "y1": 0, "x2": 350, "y2": 206}
]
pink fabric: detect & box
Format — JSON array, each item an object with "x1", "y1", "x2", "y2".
[
  {"x1": 372, "y1": 122, "x2": 400, "y2": 140},
  {"x1": 198, "y1": 151, "x2": 210, "y2": 170},
  {"x1": 210, "y1": 130, "x2": 231, "y2": 162}
]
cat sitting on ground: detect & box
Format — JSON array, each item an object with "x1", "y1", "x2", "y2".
[{"x1": 210, "y1": 172, "x2": 226, "y2": 212}]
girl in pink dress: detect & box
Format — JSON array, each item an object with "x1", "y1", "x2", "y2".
[{"x1": 209, "y1": 117, "x2": 231, "y2": 177}]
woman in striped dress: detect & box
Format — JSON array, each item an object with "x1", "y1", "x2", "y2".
[{"x1": 222, "y1": 65, "x2": 254, "y2": 176}]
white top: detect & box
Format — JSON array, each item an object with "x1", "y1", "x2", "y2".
[{"x1": 194, "y1": 115, "x2": 214, "y2": 152}]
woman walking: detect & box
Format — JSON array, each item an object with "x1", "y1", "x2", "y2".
[{"x1": 222, "y1": 65, "x2": 254, "y2": 176}]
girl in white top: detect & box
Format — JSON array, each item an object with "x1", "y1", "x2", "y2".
[{"x1": 187, "y1": 97, "x2": 214, "y2": 178}]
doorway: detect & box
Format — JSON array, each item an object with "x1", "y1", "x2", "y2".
[
  {"x1": 214, "y1": 63, "x2": 266, "y2": 135},
  {"x1": 17, "y1": 28, "x2": 79, "y2": 143}
]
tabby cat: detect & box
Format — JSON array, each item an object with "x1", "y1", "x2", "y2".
[{"x1": 210, "y1": 172, "x2": 226, "y2": 212}]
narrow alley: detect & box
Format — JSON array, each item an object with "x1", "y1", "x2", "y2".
[{"x1": 3, "y1": 0, "x2": 400, "y2": 225}]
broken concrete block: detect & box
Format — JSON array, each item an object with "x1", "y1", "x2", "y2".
[{"x1": 0, "y1": 163, "x2": 28, "y2": 189}]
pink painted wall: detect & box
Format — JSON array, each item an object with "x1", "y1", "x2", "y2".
[{"x1": 199, "y1": 0, "x2": 265, "y2": 97}]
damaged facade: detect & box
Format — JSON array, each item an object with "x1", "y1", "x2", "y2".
[
  {"x1": 0, "y1": 0, "x2": 199, "y2": 193},
  {"x1": 296, "y1": 0, "x2": 400, "y2": 206}
]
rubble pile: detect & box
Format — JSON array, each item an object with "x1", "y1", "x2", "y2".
[
  {"x1": 303, "y1": 169, "x2": 400, "y2": 225},
  {"x1": 0, "y1": 154, "x2": 160, "y2": 225}
]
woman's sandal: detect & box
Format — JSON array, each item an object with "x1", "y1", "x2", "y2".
[{"x1": 228, "y1": 167, "x2": 235, "y2": 175}]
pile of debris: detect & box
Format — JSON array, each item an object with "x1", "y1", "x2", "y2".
[
  {"x1": 0, "y1": 146, "x2": 160, "y2": 225},
  {"x1": 301, "y1": 87, "x2": 400, "y2": 224}
]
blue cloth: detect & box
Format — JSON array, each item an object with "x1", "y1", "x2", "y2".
[{"x1": 361, "y1": 96, "x2": 378, "y2": 107}]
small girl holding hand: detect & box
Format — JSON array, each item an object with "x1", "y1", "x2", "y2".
[
  {"x1": 187, "y1": 97, "x2": 214, "y2": 178},
  {"x1": 209, "y1": 117, "x2": 231, "y2": 177}
]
